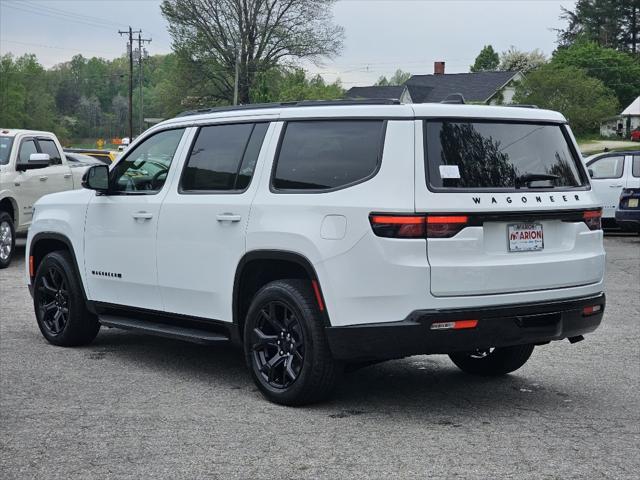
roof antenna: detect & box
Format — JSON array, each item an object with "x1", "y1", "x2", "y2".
[{"x1": 441, "y1": 93, "x2": 465, "y2": 104}]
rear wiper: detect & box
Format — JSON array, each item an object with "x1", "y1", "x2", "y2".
[{"x1": 515, "y1": 173, "x2": 559, "y2": 189}]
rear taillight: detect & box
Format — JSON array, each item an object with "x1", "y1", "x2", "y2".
[
  {"x1": 369, "y1": 214, "x2": 469, "y2": 238},
  {"x1": 583, "y1": 305, "x2": 602, "y2": 316},
  {"x1": 582, "y1": 209, "x2": 602, "y2": 231}
]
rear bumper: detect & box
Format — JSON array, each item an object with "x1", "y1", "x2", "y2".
[
  {"x1": 326, "y1": 293, "x2": 605, "y2": 361},
  {"x1": 614, "y1": 210, "x2": 640, "y2": 232}
]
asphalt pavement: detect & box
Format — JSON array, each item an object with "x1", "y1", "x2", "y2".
[{"x1": 1, "y1": 236, "x2": 639, "y2": 479}]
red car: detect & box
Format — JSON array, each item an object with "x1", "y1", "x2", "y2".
[{"x1": 631, "y1": 128, "x2": 640, "y2": 141}]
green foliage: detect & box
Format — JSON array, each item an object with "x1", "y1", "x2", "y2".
[
  {"x1": 499, "y1": 47, "x2": 547, "y2": 72},
  {"x1": 470, "y1": 45, "x2": 500, "y2": 72},
  {"x1": 513, "y1": 64, "x2": 618, "y2": 134},
  {"x1": 558, "y1": 0, "x2": 639, "y2": 55},
  {"x1": 551, "y1": 40, "x2": 640, "y2": 108},
  {"x1": 375, "y1": 69, "x2": 412, "y2": 86},
  {"x1": 251, "y1": 68, "x2": 343, "y2": 103}
]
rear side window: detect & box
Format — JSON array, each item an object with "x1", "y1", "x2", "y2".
[
  {"x1": 38, "y1": 139, "x2": 62, "y2": 165},
  {"x1": 589, "y1": 155, "x2": 624, "y2": 179},
  {"x1": 425, "y1": 121, "x2": 587, "y2": 190},
  {"x1": 633, "y1": 156, "x2": 640, "y2": 178},
  {"x1": 18, "y1": 139, "x2": 37, "y2": 164},
  {"x1": 273, "y1": 120, "x2": 385, "y2": 191},
  {"x1": 181, "y1": 123, "x2": 268, "y2": 192},
  {"x1": 0, "y1": 137, "x2": 13, "y2": 165}
]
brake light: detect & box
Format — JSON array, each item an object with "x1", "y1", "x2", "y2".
[
  {"x1": 369, "y1": 215, "x2": 425, "y2": 238},
  {"x1": 582, "y1": 209, "x2": 602, "y2": 231},
  {"x1": 425, "y1": 215, "x2": 468, "y2": 238},
  {"x1": 369, "y1": 214, "x2": 469, "y2": 238}
]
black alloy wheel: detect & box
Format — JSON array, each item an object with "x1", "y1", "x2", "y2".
[
  {"x1": 36, "y1": 265, "x2": 70, "y2": 336},
  {"x1": 251, "y1": 301, "x2": 305, "y2": 389}
]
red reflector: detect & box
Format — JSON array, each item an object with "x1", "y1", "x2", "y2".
[
  {"x1": 311, "y1": 280, "x2": 325, "y2": 312},
  {"x1": 583, "y1": 305, "x2": 602, "y2": 316},
  {"x1": 29, "y1": 256, "x2": 34, "y2": 277},
  {"x1": 426, "y1": 215, "x2": 468, "y2": 224},
  {"x1": 431, "y1": 319, "x2": 478, "y2": 330}
]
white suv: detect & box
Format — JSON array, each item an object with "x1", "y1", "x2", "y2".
[{"x1": 26, "y1": 101, "x2": 606, "y2": 405}]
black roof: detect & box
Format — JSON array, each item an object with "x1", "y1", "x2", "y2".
[
  {"x1": 405, "y1": 71, "x2": 519, "y2": 103},
  {"x1": 344, "y1": 86, "x2": 406, "y2": 101}
]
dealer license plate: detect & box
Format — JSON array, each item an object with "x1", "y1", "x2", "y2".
[
  {"x1": 628, "y1": 198, "x2": 639, "y2": 208},
  {"x1": 508, "y1": 223, "x2": 544, "y2": 252}
]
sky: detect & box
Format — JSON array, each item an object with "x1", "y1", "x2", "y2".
[{"x1": 0, "y1": 0, "x2": 577, "y2": 86}]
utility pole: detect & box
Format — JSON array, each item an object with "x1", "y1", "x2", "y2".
[
  {"x1": 233, "y1": 48, "x2": 240, "y2": 105},
  {"x1": 136, "y1": 32, "x2": 152, "y2": 135},
  {"x1": 119, "y1": 27, "x2": 141, "y2": 141}
]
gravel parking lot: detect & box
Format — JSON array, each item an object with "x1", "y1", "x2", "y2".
[{"x1": 1, "y1": 236, "x2": 639, "y2": 479}]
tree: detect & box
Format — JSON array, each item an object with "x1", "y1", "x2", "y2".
[
  {"x1": 470, "y1": 45, "x2": 500, "y2": 72},
  {"x1": 375, "y1": 69, "x2": 411, "y2": 86},
  {"x1": 558, "y1": 0, "x2": 639, "y2": 54},
  {"x1": 251, "y1": 67, "x2": 343, "y2": 103},
  {"x1": 161, "y1": 0, "x2": 344, "y2": 104},
  {"x1": 513, "y1": 64, "x2": 618, "y2": 135},
  {"x1": 551, "y1": 40, "x2": 640, "y2": 108},
  {"x1": 499, "y1": 46, "x2": 547, "y2": 72}
]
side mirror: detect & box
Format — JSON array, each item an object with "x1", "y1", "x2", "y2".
[
  {"x1": 82, "y1": 164, "x2": 109, "y2": 193},
  {"x1": 16, "y1": 153, "x2": 51, "y2": 171},
  {"x1": 588, "y1": 168, "x2": 594, "y2": 178}
]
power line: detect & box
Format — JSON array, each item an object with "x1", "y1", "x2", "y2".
[{"x1": 2, "y1": 2, "x2": 115, "y2": 31}]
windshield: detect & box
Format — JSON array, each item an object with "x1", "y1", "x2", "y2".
[
  {"x1": 425, "y1": 121, "x2": 587, "y2": 190},
  {"x1": 0, "y1": 137, "x2": 14, "y2": 165}
]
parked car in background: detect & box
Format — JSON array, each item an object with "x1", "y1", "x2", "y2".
[
  {"x1": 0, "y1": 129, "x2": 92, "y2": 268},
  {"x1": 585, "y1": 151, "x2": 640, "y2": 227},
  {"x1": 631, "y1": 128, "x2": 640, "y2": 142},
  {"x1": 64, "y1": 152, "x2": 107, "y2": 167},
  {"x1": 615, "y1": 188, "x2": 640, "y2": 233},
  {"x1": 63, "y1": 148, "x2": 115, "y2": 164}
]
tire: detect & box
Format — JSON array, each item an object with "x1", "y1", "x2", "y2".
[
  {"x1": 244, "y1": 279, "x2": 340, "y2": 406},
  {"x1": 33, "y1": 250, "x2": 100, "y2": 347},
  {"x1": 449, "y1": 344, "x2": 535, "y2": 376},
  {"x1": 0, "y1": 211, "x2": 15, "y2": 269}
]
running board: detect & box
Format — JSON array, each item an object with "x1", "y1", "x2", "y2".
[{"x1": 99, "y1": 315, "x2": 230, "y2": 345}]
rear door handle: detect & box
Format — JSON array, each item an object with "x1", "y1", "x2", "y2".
[
  {"x1": 609, "y1": 184, "x2": 623, "y2": 188},
  {"x1": 216, "y1": 213, "x2": 242, "y2": 223},
  {"x1": 132, "y1": 211, "x2": 153, "y2": 220},
  {"x1": 39, "y1": 176, "x2": 48, "y2": 181}
]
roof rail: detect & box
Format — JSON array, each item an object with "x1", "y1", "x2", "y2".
[
  {"x1": 506, "y1": 104, "x2": 539, "y2": 109},
  {"x1": 441, "y1": 93, "x2": 465, "y2": 105},
  {"x1": 176, "y1": 98, "x2": 400, "y2": 117}
]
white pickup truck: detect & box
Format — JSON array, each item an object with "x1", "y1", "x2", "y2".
[{"x1": 0, "y1": 129, "x2": 91, "y2": 268}]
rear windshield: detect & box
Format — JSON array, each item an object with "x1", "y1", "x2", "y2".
[
  {"x1": 425, "y1": 121, "x2": 587, "y2": 190},
  {"x1": 0, "y1": 137, "x2": 13, "y2": 165}
]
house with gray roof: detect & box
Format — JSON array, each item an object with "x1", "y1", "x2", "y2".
[{"x1": 345, "y1": 62, "x2": 523, "y2": 105}]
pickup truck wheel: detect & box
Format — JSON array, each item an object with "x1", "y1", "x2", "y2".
[
  {"x1": 34, "y1": 251, "x2": 100, "y2": 347},
  {"x1": 0, "y1": 212, "x2": 15, "y2": 269},
  {"x1": 449, "y1": 344, "x2": 535, "y2": 376},
  {"x1": 244, "y1": 279, "x2": 340, "y2": 406}
]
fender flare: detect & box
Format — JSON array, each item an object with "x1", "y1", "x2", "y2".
[{"x1": 233, "y1": 249, "x2": 330, "y2": 328}]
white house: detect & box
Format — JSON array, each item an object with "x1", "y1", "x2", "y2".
[{"x1": 600, "y1": 96, "x2": 640, "y2": 138}]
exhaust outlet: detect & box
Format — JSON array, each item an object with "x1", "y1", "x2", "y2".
[{"x1": 568, "y1": 335, "x2": 584, "y2": 344}]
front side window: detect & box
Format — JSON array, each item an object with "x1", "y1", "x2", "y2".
[
  {"x1": 110, "y1": 128, "x2": 185, "y2": 193},
  {"x1": 589, "y1": 155, "x2": 624, "y2": 179},
  {"x1": 18, "y1": 139, "x2": 38, "y2": 164},
  {"x1": 425, "y1": 121, "x2": 587, "y2": 190},
  {"x1": 38, "y1": 139, "x2": 62, "y2": 165},
  {"x1": 181, "y1": 122, "x2": 268, "y2": 192},
  {"x1": 0, "y1": 137, "x2": 13, "y2": 165},
  {"x1": 273, "y1": 120, "x2": 385, "y2": 191}
]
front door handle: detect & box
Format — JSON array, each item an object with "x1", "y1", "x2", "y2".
[
  {"x1": 63, "y1": 173, "x2": 72, "y2": 178},
  {"x1": 216, "y1": 213, "x2": 242, "y2": 223},
  {"x1": 132, "y1": 211, "x2": 153, "y2": 220},
  {"x1": 39, "y1": 176, "x2": 48, "y2": 181},
  {"x1": 609, "y1": 184, "x2": 623, "y2": 188}
]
